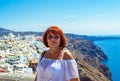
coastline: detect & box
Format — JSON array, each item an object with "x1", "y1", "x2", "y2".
[{"x1": 94, "y1": 39, "x2": 120, "y2": 81}]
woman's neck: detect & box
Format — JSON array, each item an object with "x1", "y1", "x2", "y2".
[{"x1": 49, "y1": 47, "x2": 60, "y2": 54}]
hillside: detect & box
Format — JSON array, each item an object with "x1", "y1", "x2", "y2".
[
  {"x1": 0, "y1": 27, "x2": 112, "y2": 81},
  {"x1": 66, "y1": 38, "x2": 111, "y2": 81},
  {"x1": 0, "y1": 27, "x2": 120, "y2": 40}
]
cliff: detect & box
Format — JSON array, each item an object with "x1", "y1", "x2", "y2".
[
  {"x1": 66, "y1": 38, "x2": 112, "y2": 81},
  {"x1": 0, "y1": 27, "x2": 112, "y2": 81}
]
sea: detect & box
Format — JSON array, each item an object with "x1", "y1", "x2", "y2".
[{"x1": 94, "y1": 39, "x2": 120, "y2": 81}]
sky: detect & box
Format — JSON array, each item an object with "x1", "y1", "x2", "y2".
[{"x1": 0, "y1": 0, "x2": 120, "y2": 35}]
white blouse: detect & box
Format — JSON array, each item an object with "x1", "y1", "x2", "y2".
[{"x1": 36, "y1": 57, "x2": 79, "y2": 81}]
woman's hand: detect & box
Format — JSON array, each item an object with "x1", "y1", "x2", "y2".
[{"x1": 70, "y1": 78, "x2": 80, "y2": 81}]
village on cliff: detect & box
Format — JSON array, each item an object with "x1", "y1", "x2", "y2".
[{"x1": 0, "y1": 33, "x2": 49, "y2": 74}]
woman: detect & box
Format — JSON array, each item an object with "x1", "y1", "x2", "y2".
[{"x1": 35, "y1": 26, "x2": 80, "y2": 81}]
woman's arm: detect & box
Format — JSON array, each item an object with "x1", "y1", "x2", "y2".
[
  {"x1": 70, "y1": 78, "x2": 80, "y2": 81},
  {"x1": 34, "y1": 75, "x2": 37, "y2": 81},
  {"x1": 64, "y1": 51, "x2": 80, "y2": 81}
]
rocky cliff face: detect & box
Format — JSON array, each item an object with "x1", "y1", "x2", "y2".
[
  {"x1": 66, "y1": 38, "x2": 112, "y2": 81},
  {"x1": 0, "y1": 28, "x2": 112, "y2": 81}
]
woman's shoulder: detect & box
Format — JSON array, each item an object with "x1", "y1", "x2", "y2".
[{"x1": 63, "y1": 50, "x2": 75, "y2": 60}]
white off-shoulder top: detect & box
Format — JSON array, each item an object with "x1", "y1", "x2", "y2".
[{"x1": 36, "y1": 56, "x2": 79, "y2": 81}]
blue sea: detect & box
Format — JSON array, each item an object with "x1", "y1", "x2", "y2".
[{"x1": 94, "y1": 39, "x2": 120, "y2": 81}]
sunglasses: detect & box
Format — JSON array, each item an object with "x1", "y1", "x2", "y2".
[{"x1": 47, "y1": 35, "x2": 60, "y2": 40}]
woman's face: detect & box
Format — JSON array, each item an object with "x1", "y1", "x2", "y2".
[{"x1": 47, "y1": 33, "x2": 60, "y2": 48}]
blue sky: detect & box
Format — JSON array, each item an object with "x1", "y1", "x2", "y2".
[{"x1": 0, "y1": 0, "x2": 120, "y2": 35}]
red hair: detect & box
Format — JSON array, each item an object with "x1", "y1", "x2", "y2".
[{"x1": 43, "y1": 26, "x2": 66, "y2": 49}]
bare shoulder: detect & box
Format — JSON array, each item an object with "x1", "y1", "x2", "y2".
[
  {"x1": 63, "y1": 50, "x2": 74, "y2": 60},
  {"x1": 40, "y1": 50, "x2": 46, "y2": 56}
]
